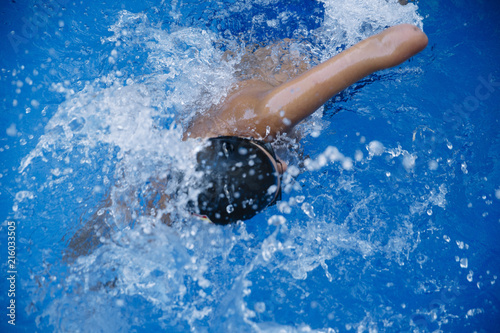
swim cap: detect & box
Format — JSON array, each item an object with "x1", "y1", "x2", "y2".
[{"x1": 194, "y1": 136, "x2": 282, "y2": 225}]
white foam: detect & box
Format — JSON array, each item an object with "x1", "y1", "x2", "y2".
[{"x1": 317, "y1": 0, "x2": 423, "y2": 60}]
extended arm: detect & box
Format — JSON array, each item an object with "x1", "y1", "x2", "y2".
[
  {"x1": 185, "y1": 24, "x2": 428, "y2": 140},
  {"x1": 259, "y1": 24, "x2": 428, "y2": 135}
]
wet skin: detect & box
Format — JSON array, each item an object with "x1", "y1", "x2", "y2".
[{"x1": 185, "y1": 24, "x2": 428, "y2": 143}]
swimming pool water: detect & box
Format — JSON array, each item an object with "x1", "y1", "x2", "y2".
[{"x1": 1, "y1": 0, "x2": 499, "y2": 332}]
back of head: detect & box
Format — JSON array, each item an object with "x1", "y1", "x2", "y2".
[{"x1": 195, "y1": 137, "x2": 280, "y2": 225}]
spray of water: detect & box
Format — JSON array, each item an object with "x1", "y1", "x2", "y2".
[{"x1": 9, "y1": 1, "x2": 449, "y2": 331}]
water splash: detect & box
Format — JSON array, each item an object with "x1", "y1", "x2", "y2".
[{"x1": 7, "y1": 1, "x2": 450, "y2": 332}]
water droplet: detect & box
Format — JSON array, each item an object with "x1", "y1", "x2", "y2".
[
  {"x1": 467, "y1": 270, "x2": 474, "y2": 282},
  {"x1": 287, "y1": 165, "x2": 300, "y2": 177},
  {"x1": 268, "y1": 215, "x2": 286, "y2": 226},
  {"x1": 295, "y1": 195, "x2": 305, "y2": 203},
  {"x1": 416, "y1": 253, "x2": 427, "y2": 265},
  {"x1": 301, "y1": 202, "x2": 316, "y2": 218},
  {"x1": 367, "y1": 140, "x2": 384, "y2": 156},
  {"x1": 254, "y1": 302, "x2": 266, "y2": 313},
  {"x1": 355, "y1": 150, "x2": 363, "y2": 161},
  {"x1": 460, "y1": 258, "x2": 468, "y2": 268},
  {"x1": 428, "y1": 160, "x2": 438, "y2": 170},
  {"x1": 461, "y1": 162, "x2": 468, "y2": 174},
  {"x1": 69, "y1": 117, "x2": 86, "y2": 132},
  {"x1": 6, "y1": 124, "x2": 17, "y2": 137},
  {"x1": 342, "y1": 158, "x2": 353, "y2": 170},
  {"x1": 403, "y1": 154, "x2": 417, "y2": 171},
  {"x1": 277, "y1": 201, "x2": 292, "y2": 214}
]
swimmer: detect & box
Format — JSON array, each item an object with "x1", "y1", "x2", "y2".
[
  {"x1": 185, "y1": 24, "x2": 428, "y2": 224},
  {"x1": 66, "y1": 24, "x2": 427, "y2": 258}
]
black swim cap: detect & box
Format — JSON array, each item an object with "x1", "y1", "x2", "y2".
[{"x1": 194, "y1": 136, "x2": 282, "y2": 225}]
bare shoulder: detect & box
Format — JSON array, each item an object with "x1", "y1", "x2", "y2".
[
  {"x1": 184, "y1": 79, "x2": 275, "y2": 140},
  {"x1": 184, "y1": 25, "x2": 427, "y2": 141},
  {"x1": 185, "y1": 39, "x2": 315, "y2": 140}
]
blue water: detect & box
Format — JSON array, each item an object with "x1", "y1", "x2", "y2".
[{"x1": 1, "y1": 0, "x2": 499, "y2": 332}]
